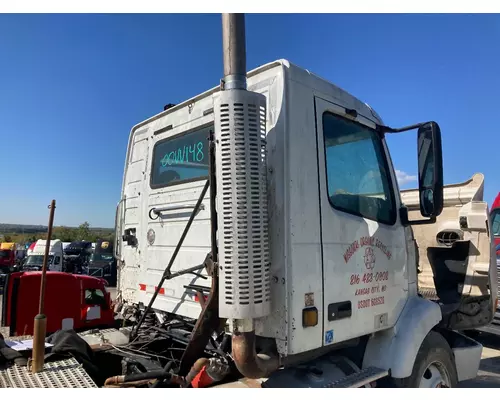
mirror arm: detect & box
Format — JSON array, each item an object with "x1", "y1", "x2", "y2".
[
  {"x1": 400, "y1": 206, "x2": 437, "y2": 226},
  {"x1": 407, "y1": 217, "x2": 437, "y2": 226},
  {"x1": 379, "y1": 123, "x2": 427, "y2": 134}
]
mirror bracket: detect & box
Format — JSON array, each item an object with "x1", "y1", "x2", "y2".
[
  {"x1": 383, "y1": 120, "x2": 444, "y2": 220},
  {"x1": 400, "y1": 206, "x2": 437, "y2": 226},
  {"x1": 378, "y1": 123, "x2": 427, "y2": 134}
]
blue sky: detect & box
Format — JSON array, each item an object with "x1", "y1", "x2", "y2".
[{"x1": 0, "y1": 13, "x2": 498, "y2": 228}]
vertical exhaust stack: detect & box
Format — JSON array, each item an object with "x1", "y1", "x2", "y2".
[
  {"x1": 215, "y1": 13, "x2": 278, "y2": 379},
  {"x1": 221, "y1": 14, "x2": 247, "y2": 91}
]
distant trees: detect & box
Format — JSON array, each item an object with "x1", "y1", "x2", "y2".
[
  {"x1": 1, "y1": 222, "x2": 114, "y2": 244},
  {"x1": 76, "y1": 222, "x2": 92, "y2": 241},
  {"x1": 52, "y1": 226, "x2": 78, "y2": 242},
  {"x1": 57, "y1": 222, "x2": 114, "y2": 243}
]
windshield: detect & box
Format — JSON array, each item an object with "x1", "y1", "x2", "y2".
[
  {"x1": 89, "y1": 253, "x2": 114, "y2": 263},
  {"x1": 25, "y1": 255, "x2": 54, "y2": 266},
  {"x1": 0, "y1": 250, "x2": 10, "y2": 258},
  {"x1": 66, "y1": 241, "x2": 91, "y2": 250},
  {"x1": 65, "y1": 249, "x2": 88, "y2": 257}
]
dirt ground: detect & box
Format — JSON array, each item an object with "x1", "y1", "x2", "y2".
[{"x1": 1, "y1": 291, "x2": 500, "y2": 388}]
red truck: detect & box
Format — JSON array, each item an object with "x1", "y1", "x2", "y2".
[
  {"x1": 492, "y1": 193, "x2": 500, "y2": 254},
  {"x1": 1, "y1": 271, "x2": 115, "y2": 337},
  {"x1": 0, "y1": 243, "x2": 17, "y2": 272},
  {"x1": 475, "y1": 193, "x2": 500, "y2": 336}
]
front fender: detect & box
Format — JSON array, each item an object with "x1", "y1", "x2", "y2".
[{"x1": 362, "y1": 296, "x2": 441, "y2": 378}]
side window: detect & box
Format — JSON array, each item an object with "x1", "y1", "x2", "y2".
[
  {"x1": 85, "y1": 288, "x2": 106, "y2": 307},
  {"x1": 54, "y1": 256, "x2": 61, "y2": 265},
  {"x1": 491, "y1": 210, "x2": 500, "y2": 237},
  {"x1": 150, "y1": 124, "x2": 212, "y2": 189},
  {"x1": 323, "y1": 112, "x2": 396, "y2": 225}
]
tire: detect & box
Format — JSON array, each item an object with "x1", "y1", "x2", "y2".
[{"x1": 390, "y1": 331, "x2": 458, "y2": 388}]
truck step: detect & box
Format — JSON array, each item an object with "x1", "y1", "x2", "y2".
[
  {"x1": 418, "y1": 288, "x2": 440, "y2": 301},
  {"x1": 0, "y1": 357, "x2": 97, "y2": 388},
  {"x1": 324, "y1": 366, "x2": 388, "y2": 388}
]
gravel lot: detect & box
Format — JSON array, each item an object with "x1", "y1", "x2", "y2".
[{"x1": 1, "y1": 291, "x2": 500, "y2": 387}]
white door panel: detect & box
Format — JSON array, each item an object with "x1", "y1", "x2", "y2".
[
  {"x1": 141, "y1": 121, "x2": 213, "y2": 319},
  {"x1": 314, "y1": 97, "x2": 408, "y2": 346}
]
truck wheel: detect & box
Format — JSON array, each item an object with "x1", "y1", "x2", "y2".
[{"x1": 392, "y1": 331, "x2": 458, "y2": 388}]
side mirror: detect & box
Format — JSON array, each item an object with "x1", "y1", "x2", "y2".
[{"x1": 417, "y1": 122, "x2": 443, "y2": 218}]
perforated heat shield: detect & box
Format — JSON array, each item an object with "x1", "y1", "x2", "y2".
[{"x1": 215, "y1": 89, "x2": 271, "y2": 319}]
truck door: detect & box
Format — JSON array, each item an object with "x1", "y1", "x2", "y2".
[
  {"x1": 117, "y1": 127, "x2": 152, "y2": 298},
  {"x1": 314, "y1": 97, "x2": 409, "y2": 345},
  {"x1": 53, "y1": 253, "x2": 62, "y2": 272},
  {"x1": 139, "y1": 106, "x2": 214, "y2": 320}
]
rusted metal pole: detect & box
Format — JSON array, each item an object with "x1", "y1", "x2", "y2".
[
  {"x1": 30, "y1": 199, "x2": 56, "y2": 373},
  {"x1": 39, "y1": 200, "x2": 56, "y2": 315}
]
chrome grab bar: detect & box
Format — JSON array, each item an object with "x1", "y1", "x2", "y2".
[
  {"x1": 149, "y1": 203, "x2": 205, "y2": 219},
  {"x1": 114, "y1": 197, "x2": 126, "y2": 259}
]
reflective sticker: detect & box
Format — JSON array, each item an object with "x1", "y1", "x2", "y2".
[{"x1": 155, "y1": 286, "x2": 165, "y2": 295}]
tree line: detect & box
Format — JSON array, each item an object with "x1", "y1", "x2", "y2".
[{"x1": 1, "y1": 222, "x2": 114, "y2": 244}]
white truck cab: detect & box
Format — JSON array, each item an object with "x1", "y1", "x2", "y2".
[
  {"x1": 112, "y1": 16, "x2": 495, "y2": 389},
  {"x1": 23, "y1": 239, "x2": 63, "y2": 272}
]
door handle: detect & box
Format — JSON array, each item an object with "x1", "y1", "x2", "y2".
[{"x1": 328, "y1": 301, "x2": 352, "y2": 321}]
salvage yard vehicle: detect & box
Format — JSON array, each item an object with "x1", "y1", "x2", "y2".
[
  {"x1": 0, "y1": 13, "x2": 495, "y2": 389},
  {"x1": 475, "y1": 193, "x2": 500, "y2": 336},
  {"x1": 491, "y1": 193, "x2": 500, "y2": 252},
  {"x1": 0, "y1": 243, "x2": 17, "y2": 272},
  {"x1": 0, "y1": 271, "x2": 115, "y2": 337},
  {"x1": 106, "y1": 14, "x2": 496, "y2": 388},
  {"x1": 22, "y1": 239, "x2": 63, "y2": 272},
  {"x1": 0, "y1": 242, "x2": 17, "y2": 295},
  {"x1": 63, "y1": 240, "x2": 92, "y2": 274},
  {"x1": 87, "y1": 239, "x2": 117, "y2": 286}
]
